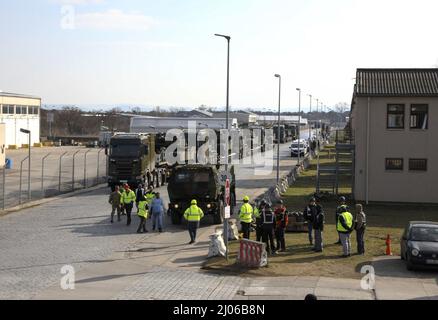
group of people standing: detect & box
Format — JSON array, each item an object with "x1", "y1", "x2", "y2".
[
  {"x1": 304, "y1": 196, "x2": 366, "y2": 257},
  {"x1": 240, "y1": 195, "x2": 367, "y2": 258},
  {"x1": 108, "y1": 184, "x2": 165, "y2": 234},
  {"x1": 239, "y1": 196, "x2": 289, "y2": 255}
]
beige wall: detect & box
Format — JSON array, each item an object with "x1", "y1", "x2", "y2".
[
  {"x1": 0, "y1": 96, "x2": 41, "y2": 107},
  {"x1": 352, "y1": 96, "x2": 438, "y2": 204}
]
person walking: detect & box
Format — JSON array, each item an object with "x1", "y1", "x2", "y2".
[
  {"x1": 335, "y1": 196, "x2": 349, "y2": 245},
  {"x1": 253, "y1": 200, "x2": 267, "y2": 242},
  {"x1": 337, "y1": 206, "x2": 354, "y2": 257},
  {"x1": 261, "y1": 203, "x2": 277, "y2": 255},
  {"x1": 121, "y1": 184, "x2": 136, "y2": 226},
  {"x1": 355, "y1": 204, "x2": 366, "y2": 255},
  {"x1": 150, "y1": 192, "x2": 165, "y2": 232},
  {"x1": 239, "y1": 196, "x2": 253, "y2": 239},
  {"x1": 136, "y1": 195, "x2": 149, "y2": 233},
  {"x1": 313, "y1": 201, "x2": 325, "y2": 252},
  {"x1": 184, "y1": 200, "x2": 204, "y2": 244},
  {"x1": 135, "y1": 184, "x2": 145, "y2": 213},
  {"x1": 274, "y1": 200, "x2": 288, "y2": 252},
  {"x1": 303, "y1": 197, "x2": 321, "y2": 247},
  {"x1": 108, "y1": 185, "x2": 122, "y2": 223}
]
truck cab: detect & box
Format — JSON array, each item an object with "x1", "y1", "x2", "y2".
[{"x1": 107, "y1": 133, "x2": 158, "y2": 189}]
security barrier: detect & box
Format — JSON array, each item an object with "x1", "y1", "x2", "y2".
[{"x1": 236, "y1": 239, "x2": 267, "y2": 268}]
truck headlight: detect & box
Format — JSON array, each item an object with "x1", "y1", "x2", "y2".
[
  {"x1": 174, "y1": 204, "x2": 179, "y2": 209},
  {"x1": 207, "y1": 204, "x2": 212, "y2": 209},
  {"x1": 411, "y1": 249, "x2": 420, "y2": 257}
]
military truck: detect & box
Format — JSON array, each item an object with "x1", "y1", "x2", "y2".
[
  {"x1": 106, "y1": 133, "x2": 167, "y2": 190},
  {"x1": 167, "y1": 164, "x2": 236, "y2": 225}
]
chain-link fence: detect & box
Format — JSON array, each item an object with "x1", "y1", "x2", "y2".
[{"x1": 0, "y1": 147, "x2": 108, "y2": 210}]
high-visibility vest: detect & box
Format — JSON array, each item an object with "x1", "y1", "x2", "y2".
[
  {"x1": 239, "y1": 203, "x2": 253, "y2": 223},
  {"x1": 184, "y1": 205, "x2": 204, "y2": 222},
  {"x1": 337, "y1": 211, "x2": 353, "y2": 232},
  {"x1": 146, "y1": 192, "x2": 155, "y2": 205},
  {"x1": 121, "y1": 190, "x2": 136, "y2": 204},
  {"x1": 253, "y1": 207, "x2": 261, "y2": 218},
  {"x1": 137, "y1": 200, "x2": 149, "y2": 218}
]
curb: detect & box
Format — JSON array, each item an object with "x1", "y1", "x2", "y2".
[{"x1": 0, "y1": 183, "x2": 108, "y2": 217}]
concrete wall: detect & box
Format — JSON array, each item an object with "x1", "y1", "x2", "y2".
[
  {"x1": 352, "y1": 96, "x2": 438, "y2": 204},
  {"x1": 0, "y1": 96, "x2": 40, "y2": 147}
]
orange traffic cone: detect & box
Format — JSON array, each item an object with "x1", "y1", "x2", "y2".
[{"x1": 385, "y1": 234, "x2": 393, "y2": 256}]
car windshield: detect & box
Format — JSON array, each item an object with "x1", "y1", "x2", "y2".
[{"x1": 410, "y1": 226, "x2": 438, "y2": 242}]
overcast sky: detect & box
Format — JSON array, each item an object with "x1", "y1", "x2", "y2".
[{"x1": 1, "y1": 0, "x2": 438, "y2": 111}]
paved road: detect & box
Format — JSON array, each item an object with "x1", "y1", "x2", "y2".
[
  {"x1": 3, "y1": 146, "x2": 107, "y2": 208},
  {"x1": 0, "y1": 140, "x2": 302, "y2": 299}
]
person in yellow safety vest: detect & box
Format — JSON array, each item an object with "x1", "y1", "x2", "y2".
[
  {"x1": 145, "y1": 188, "x2": 155, "y2": 207},
  {"x1": 121, "y1": 184, "x2": 136, "y2": 226},
  {"x1": 184, "y1": 200, "x2": 204, "y2": 244},
  {"x1": 239, "y1": 196, "x2": 254, "y2": 240},
  {"x1": 337, "y1": 206, "x2": 354, "y2": 257},
  {"x1": 136, "y1": 195, "x2": 149, "y2": 234}
]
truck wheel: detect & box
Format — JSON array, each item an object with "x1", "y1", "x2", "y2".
[
  {"x1": 170, "y1": 209, "x2": 182, "y2": 225},
  {"x1": 213, "y1": 200, "x2": 225, "y2": 225}
]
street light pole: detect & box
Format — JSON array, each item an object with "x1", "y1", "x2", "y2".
[
  {"x1": 215, "y1": 33, "x2": 231, "y2": 261},
  {"x1": 296, "y1": 88, "x2": 301, "y2": 166},
  {"x1": 274, "y1": 74, "x2": 281, "y2": 184},
  {"x1": 214, "y1": 33, "x2": 231, "y2": 170}
]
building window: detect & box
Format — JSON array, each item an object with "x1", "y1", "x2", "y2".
[
  {"x1": 2, "y1": 105, "x2": 14, "y2": 114},
  {"x1": 385, "y1": 158, "x2": 403, "y2": 171},
  {"x1": 409, "y1": 159, "x2": 427, "y2": 171},
  {"x1": 387, "y1": 104, "x2": 405, "y2": 129},
  {"x1": 30, "y1": 106, "x2": 39, "y2": 115},
  {"x1": 410, "y1": 104, "x2": 428, "y2": 129},
  {"x1": 16, "y1": 106, "x2": 22, "y2": 115},
  {"x1": 21, "y1": 106, "x2": 28, "y2": 115}
]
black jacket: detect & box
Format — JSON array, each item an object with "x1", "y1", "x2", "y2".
[
  {"x1": 304, "y1": 204, "x2": 322, "y2": 223},
  {"x1": 261, "y1": 209, "x2": 276, "y2": 230},
  {"x1": 313, "y1": 211, "x2": 325, "y2": 231}
]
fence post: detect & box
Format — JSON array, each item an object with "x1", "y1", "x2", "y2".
[
  {"x1": 97, "y1": 148, "x2": 104, "y2": 185},
  {"x1": 84, "y1": 150, "x2": 91, "y2": 189},
  {"x1": 58, "y1": 151, "x2": 68, "y2": 193},
  {"x1": 41, "y1": 153, "x2": 51, "y2": 198},
  {"x1": 19, "y1": 156, "x2": 29, "y2": 205},
  {"x1": 2, "y1": 166, "x2": 5, "y2": 210},
  {"x1": 72, "y1": 150, "x2": 81, "y2": 191}
]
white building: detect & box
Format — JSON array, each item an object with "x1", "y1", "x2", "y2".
[{"x1": 0, "y1": 92, "x2": 41, "y2": 147}]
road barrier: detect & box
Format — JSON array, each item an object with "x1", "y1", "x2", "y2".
[{"x1": 236, "y1": 239, "x2": 267, "y2": 268}]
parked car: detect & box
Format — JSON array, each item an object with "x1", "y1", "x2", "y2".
[
  {"x1": 400, "y1": 221, "x2": 438, "y2": 270},
  {"x1": 289, "y1": 140, "x2": 307, "y2": 157}
]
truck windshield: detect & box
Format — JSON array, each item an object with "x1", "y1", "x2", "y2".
[
  {"x1": 175, "y1": 171, "x2": 210, "y2": 183},
  {"x1": 111, "y1": 144, "x2": 140, "y2": 157}
]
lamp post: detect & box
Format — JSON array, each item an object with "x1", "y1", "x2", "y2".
[
  {"x1": 214, "y1": 33, "x2": 231, "y2": 170},
  {"x1": 215, "y1": 33, "x2": 231, "y2": 261},
  {"x1": 296, "y1": 88, "x2": 301, "y2": 166},
  {"x1": 274, "y1": 74, "x2": 281, "y2": 184},
  {"x1": 20, "y1": 128, "x2": 31, "y2": 201},
  {"x1": 307, "y1": 94, "x2": 312, "y2": 113}
]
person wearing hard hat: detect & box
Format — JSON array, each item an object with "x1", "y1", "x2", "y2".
[
  {"x1": 239, "y1": 196, "x2": 254, "y2": 240},
  {"x1": 337, "y1": 205, "x2": 354, "y2": 257},
  {"x1": 253, "y1": 200, "x2": 267, "y2": 242},
  {"x1": 121, "y1": 184, "x2": 136, "y2": 226},
  {"x1": 136, "y1": 195, "x2": 149, "y2": 233},
  {"x1": 335, "y1": 196, "x2": 349, "y2": 245},
  {"x1": 274, "y1": 200, "x2": 288, "y2": 252},
  {"x1": 184, "y1": 200, "x2": 204, "y2": 244}
]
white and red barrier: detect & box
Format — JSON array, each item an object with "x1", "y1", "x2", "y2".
[{"x1": 236, "y1": 239, "x2": 267, "y2": 268}]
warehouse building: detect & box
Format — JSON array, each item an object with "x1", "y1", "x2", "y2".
[
  {"x1": 0, "y1": 92, "x2": 41, "y2": 148},
  {"x1": 350, "y1": 68, "x2": 438, "y2": 204}
]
